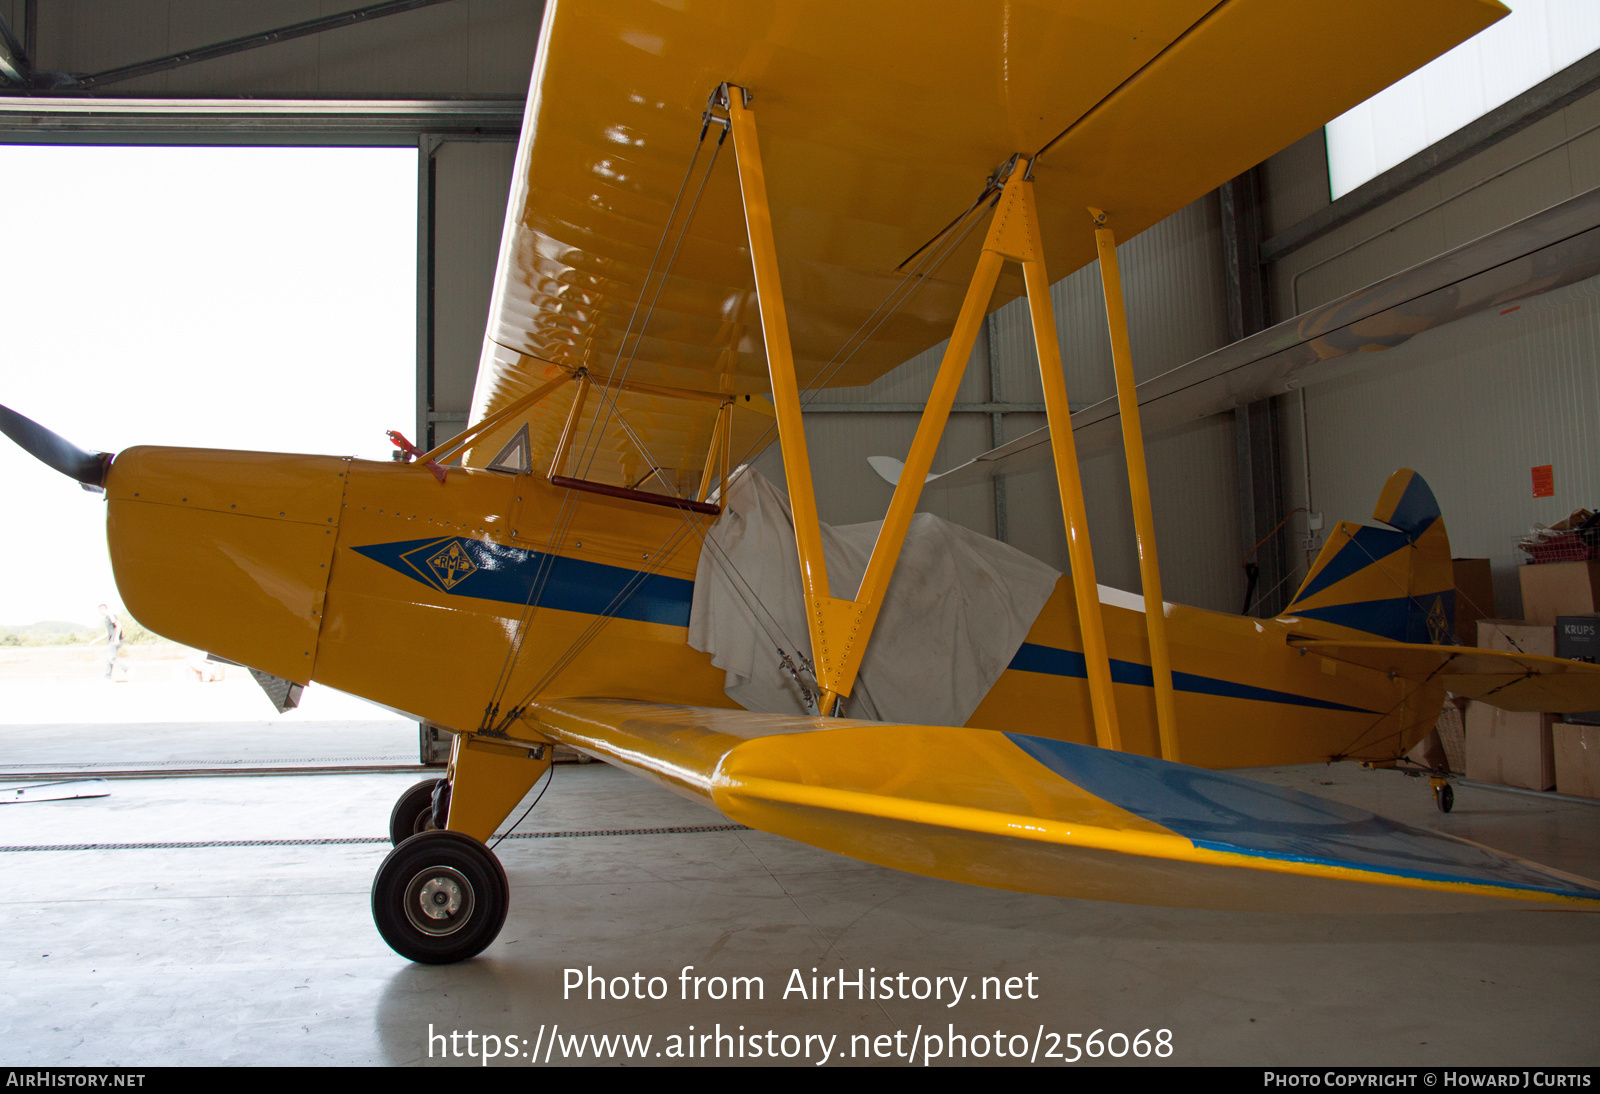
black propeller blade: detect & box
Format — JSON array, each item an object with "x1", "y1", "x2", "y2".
[{"x1": 0, "y1": 403, "x2": 111, "y2": 488}]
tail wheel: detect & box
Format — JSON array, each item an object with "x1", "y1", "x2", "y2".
[
  {"x1": 389, "y1": 778, "x2": 446, "y2": 846},
  {"x1": 372, "y1": 830, "x2": 509, "y2": 964},
  {"x1": 1434, "y1": 783, "x2": 1455, "y2": 813}
]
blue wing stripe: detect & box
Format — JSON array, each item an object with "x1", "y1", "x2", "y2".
[{"x1": 1006, "y1": 733, "x2": 1600, "y2": 899}]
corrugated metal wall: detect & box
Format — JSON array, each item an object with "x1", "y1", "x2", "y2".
[
  {"x1": 1286, "y1": 272, "x2": 1600, "y2": 619},
  {"x1": 1265, "y1": 82, "x2": 1600, "y2": 619},
  {"x1": 755, "y1": 193, "x2": 1246, "y2": 614}
]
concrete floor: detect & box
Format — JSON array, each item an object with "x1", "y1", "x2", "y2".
[{"x1": 3, "y1": 722, "x2": 1599, "y2": 1067}]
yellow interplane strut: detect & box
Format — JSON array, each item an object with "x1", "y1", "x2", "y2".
[
  {"x1": 728, "y1": 87, "x2": 1121, "y2": 747},
  {"x1": 547, "y1": 372, "x2": 592, "y2": 479},
  {"x1": 1089, "y1": 209, "x2": 1178, "y2": 762},
  {"x1": 992, "y1": 170, "x2": 1121, "y2": 751},
  {"x1": 697, "y1": 399, "x2": 733, "y2": 504},
  {"x1": 726, "y1": 88, "x2": 852, "y2": 711}
]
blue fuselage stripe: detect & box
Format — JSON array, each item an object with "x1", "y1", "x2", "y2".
[
  {"x1": 358, "y1": 538, "x2": 1373, "y2": 714},
  {"x1": 352, "y1": 537, "x2": 694, "y2": 627},
  {"x1": 1006, "y1": 642, "x2": 1376, "y2": 714}
]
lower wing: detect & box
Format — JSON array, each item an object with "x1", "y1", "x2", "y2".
[{"x1": 529, "y1": 698, "x2": 1600, "y2": 913}]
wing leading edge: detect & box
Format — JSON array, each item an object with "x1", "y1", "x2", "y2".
[{"x1": 530, "y1": 698, "x2": 1600, "y2": 913}]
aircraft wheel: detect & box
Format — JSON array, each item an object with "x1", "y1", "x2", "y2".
[
  {"x1": 372, "y1": 830, "x2": 509, "y2": 964},
  {"x1": 389, "y1": 778, "x2": 446, "y2": 846},
  {"x1": 1434, "y1": 783, "x2": 1454, "y2": 813}
]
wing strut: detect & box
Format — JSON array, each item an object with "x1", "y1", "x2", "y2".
[
  {"x1": 696, "y1": 398, "x2": 733, "y2": 503},
  {"x1": 1090, "y1": 212, "x2": 1180, "y2": 762},
  {"x1": 725, "y1": 84, "x2": 1122, "y2": 749},
  {"x1": 419, "y1": 371, "x2": 573, "y2": 468}
]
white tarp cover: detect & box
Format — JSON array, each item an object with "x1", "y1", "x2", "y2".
[{"x1": 688, "y1": 470, "x2": 1061, "y2": 725}]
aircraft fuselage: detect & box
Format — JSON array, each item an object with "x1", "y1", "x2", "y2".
[{"x1": 106, "y1": 446, "x2": 1432, "y2": 768}]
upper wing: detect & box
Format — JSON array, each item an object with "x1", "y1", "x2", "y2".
[
  {"x1": 530, "y1": 697, "x2": 1600, "y2": 911},
  {"x1": 466, "y1": 0, "x2": 1505, "y2": 486},
  {"x1": 1291, "y1": 639, "x2": 1600, "y2": 712}
]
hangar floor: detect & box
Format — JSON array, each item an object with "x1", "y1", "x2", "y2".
[{"x1": 3, "y1": 720, "x2": 1598, "y2": 1067}]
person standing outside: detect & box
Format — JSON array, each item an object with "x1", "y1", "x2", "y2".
[{"x1": 97, "y1": 603, "x2": 124, "y2": 681}]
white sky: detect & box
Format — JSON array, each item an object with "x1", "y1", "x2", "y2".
[{"x1": 0, "y1": 144, "x2": 417, "y2": 627}]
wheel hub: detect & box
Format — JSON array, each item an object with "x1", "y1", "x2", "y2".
[{"x1": 403, "y1": 866, "x2": 475, "y2": 936}]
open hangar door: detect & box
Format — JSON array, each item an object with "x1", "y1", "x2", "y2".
[{"x1": 0, "y1": 0, "x2": 530, "y2": 776}]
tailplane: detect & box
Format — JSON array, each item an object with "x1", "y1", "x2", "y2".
[{"x1": 1280, "y1": 469, "x2": 1454, "y2": 644}]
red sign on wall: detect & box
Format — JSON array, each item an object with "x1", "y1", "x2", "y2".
[{"x1": 1532, "y1": 464, "x2": 1555, "y2": 498}]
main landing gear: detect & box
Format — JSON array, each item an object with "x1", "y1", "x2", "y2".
[
  {"x1": 372, "y1": 829, "x2": 509, "y2": 965},
  {"x1": 373, "y1": 734, "x2": 552, "y2": 963}
]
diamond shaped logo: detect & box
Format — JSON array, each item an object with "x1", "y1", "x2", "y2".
[
  {"x1": 1426, "y1": 595, "x2": 1449, "y2": 645},
  {"x1": 424, "y1": 539, "x2": 478, "y2": 590}
]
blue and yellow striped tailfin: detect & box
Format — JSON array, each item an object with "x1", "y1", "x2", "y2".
[{"x1": 1282, "y1": 470, "x2": 1455, "y2": 644}]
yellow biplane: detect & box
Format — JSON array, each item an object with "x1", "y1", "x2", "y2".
[{"x1": 9, "y1": 0, "x2": 1600, "y2": 965}]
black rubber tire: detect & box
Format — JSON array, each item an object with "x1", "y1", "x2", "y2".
[
  {"x1": 1435, "y1": 783, "x2": 1455, "y2": 813},
  {"x1": 372, "y1": 830, "x2": 509, "y2": 964},
  {"x1": 389, "y1": 779, "x2": 444, "y2": 847}
]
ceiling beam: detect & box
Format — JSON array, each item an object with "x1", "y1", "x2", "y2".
[
  {"x1": 28, "y1": 0, "x2": 465, "y2": 93},
  {"x1": 0, "y1": 97, "x2": 522, "y2": 145}
]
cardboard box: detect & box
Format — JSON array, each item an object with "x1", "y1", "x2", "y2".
[
  {"x1": 1555, "y1": 615, "x2": 1600, "y2": 726},
  {"x1": 1476, "y1": 619, "x2": 1555, "y2": 657},
  {"x1": 1452, "y1": 558, "x2": 1495, "y2": 646},
  {"x1": 1555, "y1": 614, "x2": 1600, "y2": 661},
  {"x1": 1553, "y1": 722, "x2": 1600, "y2": 798},
  {"x1": 1465, "y1": 702, "x2": 1556, "y2": 790},
  {"x1": 1518, "y1": 560, "x2": 1600, "y2": 625}
]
